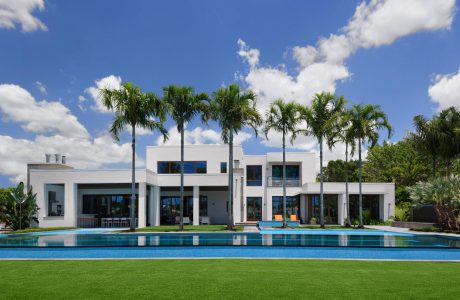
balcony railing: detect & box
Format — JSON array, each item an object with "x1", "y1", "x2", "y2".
[{"x1": 267, "y1": 176, "x2": 302, "y2": 187}]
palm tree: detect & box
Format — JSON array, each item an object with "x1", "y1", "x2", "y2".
[
  {"x1": 333, "y1": 105, "x2": 356, "y2": 227},
  {"x1": 210, "y1": 84, "x2": 262, "y2": 229},
  {"x1": 348, "y1": 103, "x2": 392, "y2": 228},
  {"x1": 263, "y1": 99, "x2": 303, "y2": 227},
  {"x1": 300, "y1": 92, "x2": 345, "y2": 228},
  {"x1": 436, "y1": 107, "x2": 460, "y2": 176},
  {"x1": 162, "y1": 85, "x2": 209, "y2": 230},
  {"x1": 411, "y1": 114, "x2": 441, "y2": 177},
  {"x1": 9, "y1": 182, "x2": 37, "y2": 230},
  {"x1": 101, "y1": 82, "x2": 168, "y2": 230}
]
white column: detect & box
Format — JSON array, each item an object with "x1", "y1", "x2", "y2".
[
  {"x1": 300, "y1": 194, "x2": 306, "y2": 224},
  {"x1": 138, "y1": 182, "x2": 147, "y2": 228},
  {"x1": 338, "y1": 194, "x2": 345, "y2": 225},
  {"x1": 193, "y1": 186, "x2": 200, "y2": 225},
  {"x1": 64, "y1": 182, "x2": 77, "y2": 227},
  {"x1": 382, "y1": 193, "x2": 394, "y2": 221},
  {"x1": 153, "y1": 186, "x2": 160, "y2": 226},
  {"x1": 148, "y1": 187, "x2": 155, "y2": 227}
]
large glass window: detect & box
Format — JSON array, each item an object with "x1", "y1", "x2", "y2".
[
  {"x1": 246, "y1": 165, "x2": 262, "y2": 186},
  {"x1": 349, "y1": 195, "x2": 380, "y2": 222},
  {"x1": 157, "y1": 161, "x2": 207, "y2": 174},
  {"x1": 309, "y1": 195, "x2": 338, "y2": 224},
  {"x1": 272, "y1": 196, "x2": 300, "y2": 219},
  {"x1": 160, "y1": 195, "x2": 208, "y2": 224},
  {"x1": 82, "y1": 194, "x2": 138, "y2": 217},
  {"x1": 46, "y1": 184, "x2": 65, "y2": 216},
  {"x1": 272, "y1": 165, "x2": 299, "y2": 179},
  {"x1": 220, "y1": 162, "x2": 227, "y2": 173},
  {"x1": 247, "y1": 197, "x2": 262, "y2": 221}
]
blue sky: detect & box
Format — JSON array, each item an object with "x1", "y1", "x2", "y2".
[{"x1": 0, "y1": 0, "x2": 459, "y2": 187}]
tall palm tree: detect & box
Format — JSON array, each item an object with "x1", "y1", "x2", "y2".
[
  {"x1": 436, "y1": 107, "x2": 460, "y2": 176},
  {"x1": 337, "y1": 106, "x2": 356, "y2": 227},
  {"x1": 101, "y1": 82, "x2": 168, "y2": 230},
  {"x1": 300, "y1": 92, "x2": 345, "y2": 228},
  {"x1": 263, "y1": 100, "x2": 303, "y2": 227},
  {"x1": 162, "y1": 85, "x2": 209, "y2": 230},
  {"x1": 348, "y1": 103, "x2": 392, "y2": 228},
  {"x1": 411, "y1": 114, "x2": 441, "y2": 177},
  {"x1": 211, "y1": 84, "x2": 262, "y2": 229}
]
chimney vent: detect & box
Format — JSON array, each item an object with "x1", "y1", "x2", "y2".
[
  {"x1": 55, "y1": 154, "x2": 61, "y2": 164},
  {"x1": 61, "y1": 156, "x2": 66, "y2": 164},
  {"x1": 45, "y1": 154, "x2": 51, "y2": 163}
]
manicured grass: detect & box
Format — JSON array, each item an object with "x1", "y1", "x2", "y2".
[
  {"x1": 1, "y1": 227, "x2": 78, "y2": 234},
  {"x1": 411, "y1": 227, "x2": 460, "y2": 234},
  {"x1": 1, "y1": 260, "x2": 459, "y2": 299},
  {"x1": 136, "y1": 225, "x2": 244, "y2": 232}
]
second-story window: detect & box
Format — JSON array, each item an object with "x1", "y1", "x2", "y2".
[
  {"x1": 157, "y1": 161, "x2": 207, "y2": 174},
  {"x1": 220, "y1": 162, "x2": 227, "y2": 173},
  {"x1": 272, "y1": 165, "x2": 299, "y2": 179},
  {"x1": 246, "y1": 165, "x2": 262, "y2": 186}
]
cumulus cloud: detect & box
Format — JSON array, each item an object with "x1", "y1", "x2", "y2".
[
  {"x1": 156, "y1": 126, "x2": 252, "y2": 146},
  {"x1": 0, "y1": 0, "x2": 47, "y2": 32},
  {"x1": 0, "y1": 84, "x2": 89, "y2": 138},
  {"x1": 35, "y1": 81, "x2": 47, "y2": 94},
  {"x1": 238, "y1": 0, "x2": 456, "y2": 114},
  {"x1": 0, "y1": 84, "x2": 142, "y2": 183},
  {"x1": 84, "y1": 75, "x2": 122, "y2": 113},
  {"x1": 237, "y1": 0, "x2": 455, "y2": 160},
  {"x1": 428, "y1": 68, "x2": 460, "y2": 110}
]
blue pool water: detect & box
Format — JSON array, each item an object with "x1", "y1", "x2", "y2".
[{"x1": 1, "y1": 230, "x2": 459, "y2": 248}]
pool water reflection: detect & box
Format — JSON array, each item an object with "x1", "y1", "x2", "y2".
[{"x1": 1, "y1": 232, "x2": 460, "y2": 248}]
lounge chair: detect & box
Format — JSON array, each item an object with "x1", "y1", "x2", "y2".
[
  {"x1": 175, "y1": 217, "x2": 191, "y2": 225},
  {"x1": 274, "y1": 214, "x2": 283, "y2": 221},
  {"x1": 200, "y1": 216, "x2": 210, "y2": 225}
]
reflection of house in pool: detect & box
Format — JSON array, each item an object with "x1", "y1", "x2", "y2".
[{"x1": 28, "y1": 145, "x2": 395, "y2": 228}]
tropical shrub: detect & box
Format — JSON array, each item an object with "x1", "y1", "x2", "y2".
[
  {"x1": 0, "y1": 182, "x2": 39, "y2": 230},
  {"x1": 394, "y1": 203, "x2": 410, "y2": 221},
  {"x1": 408, "y1": 176, "x2": 460, "y2": 230},
  {"x1": 309, "y1": 217, "x2": 317, "y2": 225}
]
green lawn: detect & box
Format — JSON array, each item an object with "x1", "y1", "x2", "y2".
[
  {"x1": 0, "y1": 260, "x2": 459, "y2": 299},
  {"x1": 298, "y1": 225, "x2": 373, "y2": 230},
  {"x1": 1, "y1": 227, "x2": 78, "y2": 234},
  {"x1": 136, "y1": 225, "x2": 244, "y2": 232}
]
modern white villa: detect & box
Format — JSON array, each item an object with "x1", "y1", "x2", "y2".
[{"x1": 28, "y1": 145, "x2": 395, "y2": 228}]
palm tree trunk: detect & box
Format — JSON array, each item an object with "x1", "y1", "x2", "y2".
[
  {"x1": 19, "y1": 203, "x2": 22, "y2": 230},
  {"x1": 179, "y1": 123, "x2": 184, "y2": 231},
  {"x1": 345, "y1": 142, "x2": 350, "y2": 227},
  {"x1": 358, "y1": 137, "x2": 363, "y2": 228},
  {"x1": 130, "y1": 126, "x2": 136, "y2": 231},
  {"x1": 227, "y1": 131, "x2": 234, "y2": 230},
  {"x1": 319, "y1": 138, "x2": 325, "y2": 229},
  {"x1": 282, "y1": 131, "x2": 287, "y2": 228}
]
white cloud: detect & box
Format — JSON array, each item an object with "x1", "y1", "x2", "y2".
[
  {"x1": 0, "y1": 0, "x2": 47, "y2": 32},
  {"x1": 428, "y1": 68, "x2": 460, "y2": 110},
  {"x1": 237, "y1": 0, "x2": 455, "y2": 164},
  {"x1": 126, "y1": 124, "x2": 153, "y2": 136},
  {"x1": 35, "y1": 81, "x2": 47, "y2": 94},
  {"x1": 84, "y1": 75, "x2": 122, "y2": 113},
  {"x1": 0, "y1": 84, "x2": 89, "y2": 138},
  {"x1": 156, "y1": 126, "x2": 252, "y2": 146},
  {"x1": 238, "y1": 0, "x2": 455, "y2": 114},
  {"x1": 0, "y1": 84, "x2": 143, "y2": 183},
  {"x1": 77, "y1": 95, "x2": 86, "y2": 111}
]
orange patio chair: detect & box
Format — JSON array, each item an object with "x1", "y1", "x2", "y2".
[
  {"x1": 274, "y1": 214, "x2": 283, "y2": 221},
  {"x1": 290, "y1": 215, "x2": 298, "y2": 221}
]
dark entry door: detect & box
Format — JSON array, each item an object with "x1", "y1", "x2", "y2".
[{"x1": 247, "y1": 197, "x2": 262, "y2": 221}]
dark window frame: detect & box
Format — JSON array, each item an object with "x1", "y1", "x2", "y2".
[
  {"x1": 246, "y1": 165, "x2": 263, "y2": 186},
  {"x1": 157, "y1": 161, "x2": 207, "y2": 174},
  {"x1": 220, "y1": 162, "x2": 227, "y2": 173}
]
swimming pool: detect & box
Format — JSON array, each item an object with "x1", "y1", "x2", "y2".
[{"x1": 1, "y1": 230, "x2": 460, "y2": 248}]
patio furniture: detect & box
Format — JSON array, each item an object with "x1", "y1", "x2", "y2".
[
  {"x1": 112, "y1": 218, "x2": 120, "y2": 228},
  {"x1": 175, "y1": 217, "x2": 191, "y2": 225},
  {"x1": 274, "y1": 214, "x2": 283, "y2": 221},
  {"x1": 290, "y1": 215, "x2": 298, "y2": 221},
  {"x1": 120, "y1": 218, "x2": 129, "y2": 227},
  {"x1": 101, "y1": 218, "x2": 108, "y2": 228},
  {"x1": 200, "y1": 216, "x2": 210, "y2": 225}
]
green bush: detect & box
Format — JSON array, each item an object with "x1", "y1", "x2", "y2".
[
  {"x1": 0, "y1": 182, "x2": 39, "y2": 230},
  {"x1": 394, "y1": 203, "x2": 410, "y2": 221},
  {"x1": 309, "y1": 217, "x2": 317, "y2": 225}
]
